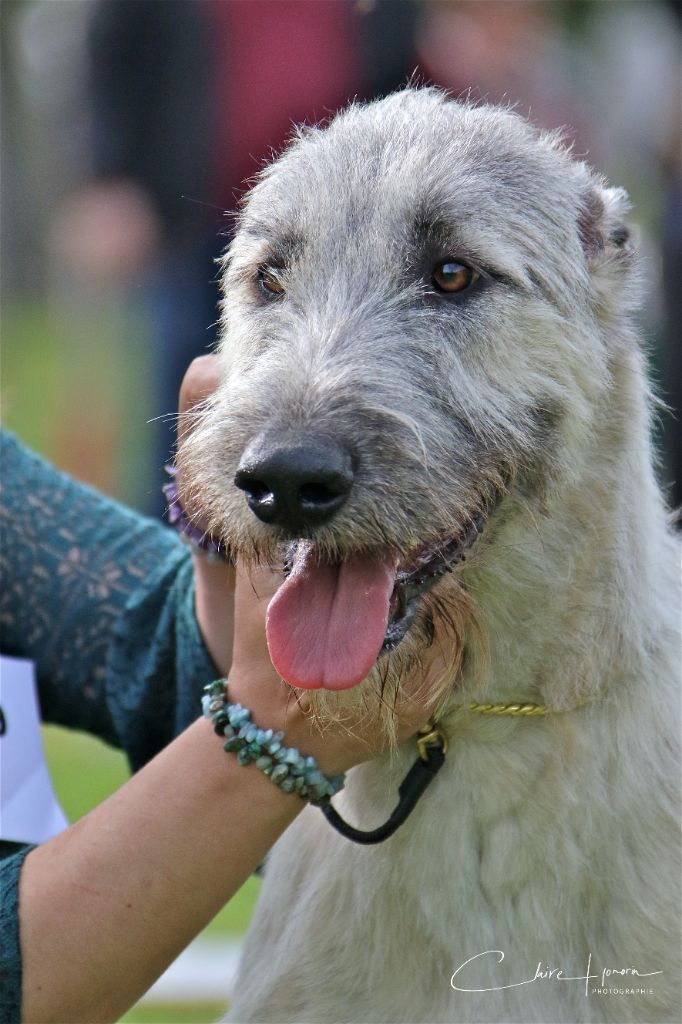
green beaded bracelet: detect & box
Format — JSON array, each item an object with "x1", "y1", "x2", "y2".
[{"x1": 202, "y1": 680, "x2": 345, "y2": 806}]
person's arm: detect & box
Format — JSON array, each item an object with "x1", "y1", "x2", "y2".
[
  {"x1": 19, "y1": 552, "x2": 431, "y2": 1024},
  {"x1": 19, "y1": 715, "x2": 302, "y2": 1023},
  {"x1": 0, "y1": 363, "x2": 233, "y2": 1023},
  {"x1": 87, "y1": 0, "x2": 212, "y2": 242}
]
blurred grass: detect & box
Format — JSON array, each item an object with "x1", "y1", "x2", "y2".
[
  {"x1": 119, "y1": 1004, "x2": 227, "y2": 1023},
  {"x1": 1, "y1": 304, "x2": 63, "y2": 454},
  {"x1": 1, "y1": 299, "x2": 156, "y2": 509}
]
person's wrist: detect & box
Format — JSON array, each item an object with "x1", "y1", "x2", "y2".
[
  {"x1": 196, "y1": 716, "x2": 302, "y2": 804},
  {"x1": 193, "y1": 553, "x2": 235, "y2": 677},
  {"x1": 202, "y1": 680, "x2": 346, "y2": 803},
  {"x1": 223, "y1": 667, "x2": 372, "y2": 777}
]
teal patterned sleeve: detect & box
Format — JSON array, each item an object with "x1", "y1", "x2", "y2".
[
  {"x1": 0, "y1": 430, "x2": 219, "y2": 763},
  {"x1": 0, "y1": 430, "x2": 221, "y2": 1021},
  {"x1": 0, "y1": 844, "x2": 33, "y2": 1023}
]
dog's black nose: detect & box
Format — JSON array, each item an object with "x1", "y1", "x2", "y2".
[{"x1": 234, "y1": 438, "x2": 354, "y2": 530}]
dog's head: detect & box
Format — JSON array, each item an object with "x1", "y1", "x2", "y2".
[{"x1": 179, "y1": 88, "x2": 636, "y2": 721}]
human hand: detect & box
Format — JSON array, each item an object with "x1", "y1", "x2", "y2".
[
  {"x1": 226, "y1": 563, "x2": 449, "y2": 776},
  {"x1": 177, "y1": 355, "x2": 235, "y2": 677}
]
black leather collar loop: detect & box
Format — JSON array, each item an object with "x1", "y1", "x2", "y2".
[{"x1": 319, "y1": 725, "x2": 447, "y2": 845}]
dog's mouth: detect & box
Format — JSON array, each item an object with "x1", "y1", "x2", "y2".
[
  {"x1": 382, "y1": 511, "x2": 485, "y2": 654},
  {"x1": 265, "y1": 510, "x2": 487, "y2": 692}
]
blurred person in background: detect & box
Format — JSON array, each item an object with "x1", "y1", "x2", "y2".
[
  {"x1": 60, "y1": 0, "x2": 418, "y2": 512},
  {"x1": 416, "y1": 0, "x2": 588, "y2": 137}
]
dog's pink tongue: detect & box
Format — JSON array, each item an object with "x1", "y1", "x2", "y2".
[{"x1": 266, "y1": 543, "x2": 395, "y2": 690}]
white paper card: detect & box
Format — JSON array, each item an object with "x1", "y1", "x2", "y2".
[{"x1": 0, "y1": 655, "x2": 69, "y2": 844}]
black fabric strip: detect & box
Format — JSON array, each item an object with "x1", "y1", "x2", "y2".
[{"x1": 319, "y1": 741, "x2": 446, "y2": 845}]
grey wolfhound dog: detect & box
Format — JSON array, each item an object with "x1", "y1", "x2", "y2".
[{"x1": 179, "y1": 89, "x2": 681, "y2": 1023}]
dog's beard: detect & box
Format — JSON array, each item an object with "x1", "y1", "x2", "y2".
[
  {"x1": 230, "y1": 531, "x2": 484, "y2": 745},
  {"x1": 265, "y1": 515, "x2": 487, "y2": 694},
  {"x1": 298, "y1": 574, "x2": 481, "y2": 746}
]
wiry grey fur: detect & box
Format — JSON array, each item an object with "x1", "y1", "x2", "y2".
[{"x1": 178, "y1": 89, "x2": 681, "y2": 1023}]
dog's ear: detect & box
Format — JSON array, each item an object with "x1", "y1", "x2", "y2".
[
  {"x1": 577, "y1": 182, "x2": 639, "y2": 327},
  {"x1": 577, "y1": 184, "x2": 632, "y2": 262}
]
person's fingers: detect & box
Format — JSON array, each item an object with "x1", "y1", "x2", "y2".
[
  {"x1": 193, "y1": 553, "x2": 235, "y2": 678},
  {"x1": 178, "y1": 354, "x2": 222, "y2": 443},
  {"x1": 230, "y1": 562, "x2": 284, "y2": 679},
  {"x1": 226, "y1": 558, "x2": 449, "y2": 772},
  {"x1": 176, "y1": 354, "x2": 235, "y2": 676}
]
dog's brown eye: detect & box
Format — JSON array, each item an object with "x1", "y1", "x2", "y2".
[
  {"x1": 257, "y1": 266, "x2": 285, "y2": 297},
  {"x1": 432, "y1": 261, "x2": 479, "y2": 294}
]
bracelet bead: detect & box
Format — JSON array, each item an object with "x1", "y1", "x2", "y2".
[{"x1": 202, "y1": 681, "x2": 345, "y2": 806}]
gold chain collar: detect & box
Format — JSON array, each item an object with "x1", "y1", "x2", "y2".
[
  {"x1": 467, "y1": 701, "x2": 562, "y2": 717},
  {"x1": 419, "y1": 699, "x2": 589, "y2": 758}
]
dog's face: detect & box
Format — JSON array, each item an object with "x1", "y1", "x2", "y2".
[{"x1": 179, "y1": 89, "x2": 633, "y2": 713}]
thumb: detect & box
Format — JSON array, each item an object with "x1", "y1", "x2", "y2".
[
  {"x1": 178, "y1": 354, "x2": 222, "y2": 444},
  {"x1": 176, "y1": 354, "x2": 235, "y2": 677}
]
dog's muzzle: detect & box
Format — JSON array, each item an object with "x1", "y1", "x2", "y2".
[{"x1": 232, "y1": 433, "x2": 500, "y2": 693}]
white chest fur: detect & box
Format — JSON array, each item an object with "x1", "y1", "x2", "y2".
[{"x1": 227, "y1": 699, "x2": 680, "y2": 1023}]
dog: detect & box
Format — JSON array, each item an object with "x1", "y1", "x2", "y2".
[{"x1": 179, "y1": 88, "x2": 681, "y2": 1023}]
